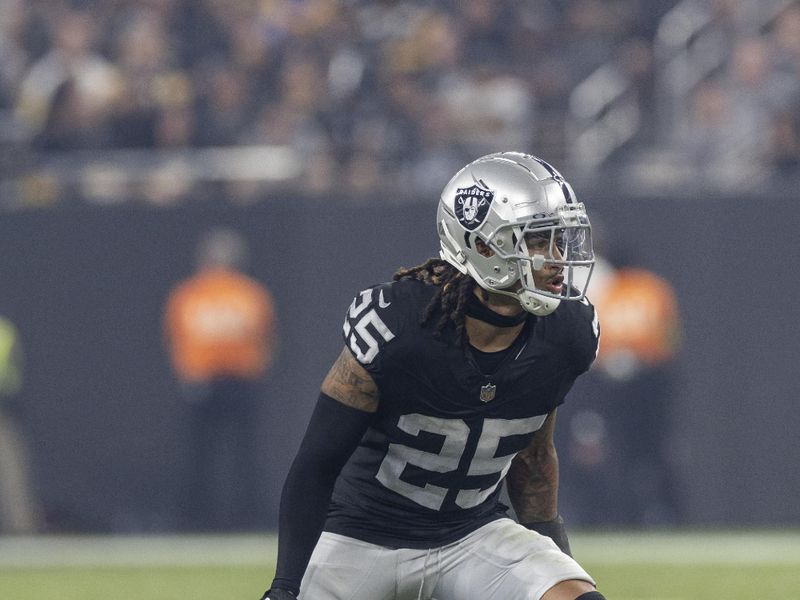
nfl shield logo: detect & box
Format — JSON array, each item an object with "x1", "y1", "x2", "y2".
[
  {"x1": 479, "y1": 383, "x2": 496, "y2": 403},
  {"x1": 454, "y1": 184, "x2": 494, "y2": 231}
]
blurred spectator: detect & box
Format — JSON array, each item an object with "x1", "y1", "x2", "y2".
[
  {"x1": 771, "y1": 4, "x2": 800, "y2": 80},
  {"x1": 241, "y1": 96, "x2": 333, "y2": 194},
  {"x1": 408, "y1": 104, "x2": 468, "y2": 195},
  {"x1": 458, "y1": 0, "x2": 517, "y2": 66},
  {"x1": 437, "y1": 65, "x2": 535, "y2": 157},
  {"x1": 678, "y1": 79, "x2": 738, "y2": 184},
  {"x1": 107, "y1": 6, "x2": 182, "y2": 148},
  {"x1": 0, "y1": 314, "x2": 42, "y2": 533},
  {"x1": 194, "y1": 62, "x2": 252, "y2": 146},
  {"x1": 767, "y1": 4, "x2": 800, "y2": 176},
  {"x1": 33, "y1": 77, "x2": 98, "y2": 150},
  {"x1": 0, "y1": 0, "x2": 29, "y2": 111},
  {"x1": 769, "y1": 103, "x2": 800, "y2": 175},
  {"x1": 725, "y1": 37, "x2": 784, "y2": 155},
  {"x1": 164, "y1": 228, "x2": 278, "y2": 531},
  {"x1": 14, "y1": 7, "x2": 121, "y2": 142}
]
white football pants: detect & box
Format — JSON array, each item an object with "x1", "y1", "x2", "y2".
[{"x1": 300, "y1": 518, "x2": 595, "y2": 600}]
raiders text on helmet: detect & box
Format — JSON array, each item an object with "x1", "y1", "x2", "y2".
[{"x1": 437, "y1": 152, "x2": 595, "y2": 316}]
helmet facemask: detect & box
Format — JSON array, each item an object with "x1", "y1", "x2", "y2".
[{"x1": 476, "y1": 203, "x2": 594, "y2": 315}]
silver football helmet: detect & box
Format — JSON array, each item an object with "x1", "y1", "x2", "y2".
[{"x1": 437, "y1": 152, "x2": 594, "y2": 316}]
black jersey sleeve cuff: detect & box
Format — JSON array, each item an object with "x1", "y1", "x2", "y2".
[{"x1": 521, "y1": 515, "x2": 572, "y2": 556}]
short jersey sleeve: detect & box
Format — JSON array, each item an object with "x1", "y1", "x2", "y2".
[{"x1": 341, "y1": 283, "x2": 401, "y2": 376}]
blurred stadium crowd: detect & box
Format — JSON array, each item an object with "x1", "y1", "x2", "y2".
[{"x1": 0, "y1": 0, "x2": 799, "y2": 207}]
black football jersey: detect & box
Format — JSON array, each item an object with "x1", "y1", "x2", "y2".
[{"x1": 324, "y1": 278, "x2": 599, "y2": 549}]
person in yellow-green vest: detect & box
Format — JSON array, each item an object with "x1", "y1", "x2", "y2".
[{"x1": 0, "y1": 316, "x2": 42, "y2": 533}]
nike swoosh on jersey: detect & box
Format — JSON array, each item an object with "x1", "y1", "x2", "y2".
[{"x1": 378, "y1": 290, "x2": 391, "y2": 308}]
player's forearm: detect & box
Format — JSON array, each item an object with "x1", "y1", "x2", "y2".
[
  {"x1": 506, "y1": 443, "x2": 559, "y2": 522},
  {"x1": 271, "y1": 455, "x2": 337, "y2": 594},
  {"x1": 269, "y1": 393, "x2": 373, "y2": 595}
]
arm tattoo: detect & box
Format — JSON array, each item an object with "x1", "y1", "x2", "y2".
[
  {"x1": 321, "y1": 347, "x2": 379, "y2": 412},
  {"x1": 506, "y1": 410, "x2": 559, "y2": 522}
]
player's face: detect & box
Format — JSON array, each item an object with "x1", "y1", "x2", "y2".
[
  {"x1": 476, "y1": 233, "x2": 566, "y2": 299},
  {"x1": 525, "y1": 231, "x2": 565, "y2": 295}
]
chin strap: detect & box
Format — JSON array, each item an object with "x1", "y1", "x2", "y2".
[{"x1": 464, "y1": 291, "x2": 528, "y2": 327}]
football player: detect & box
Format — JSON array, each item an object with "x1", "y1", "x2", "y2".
[{"x1": 261, "y1": 152, "x2": 607, "y2": 600}]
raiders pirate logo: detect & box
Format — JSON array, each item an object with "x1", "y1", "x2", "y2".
[{"x1": 454, "y1": 184, "x2": 494, "y2": 231}]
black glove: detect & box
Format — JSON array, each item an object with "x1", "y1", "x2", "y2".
[
  {"x1": 521, "y1": 514, "x2": 572, "y2": 556},
  {"x1": 260, "y1": 588, "x2": 297, "y2": 600}
]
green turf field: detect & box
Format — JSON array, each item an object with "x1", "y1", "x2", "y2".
[{"x1": 1, "y1": 531, "x2": 798, "y2": 599}]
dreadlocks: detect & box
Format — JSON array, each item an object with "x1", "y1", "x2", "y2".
[{"x1": 393, "y1": 257, "x2": 476, "y2": 348}]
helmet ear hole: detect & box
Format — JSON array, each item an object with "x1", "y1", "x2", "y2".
[{"x1": 474, "y1": 238, "x2": 494, "y2": 258}]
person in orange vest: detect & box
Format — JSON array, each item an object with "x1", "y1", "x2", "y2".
[
  {"x1": 558, "y1": 255, "x2": 683, "y2": 527},
  {"x1": 164, "y1": 228, "x2": 277, "y2": 531},
  {"x1": 593, "y1": 267, "x2": 680, "y2": 378}
]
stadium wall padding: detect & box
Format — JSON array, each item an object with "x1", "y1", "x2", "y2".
[{"x1": 1, "y1": 192, "x2": 797, "y2": 531}]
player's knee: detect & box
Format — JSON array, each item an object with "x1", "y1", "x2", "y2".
[{"x1": 575, "y1": 592, "x2": 607, "y2": 600}]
